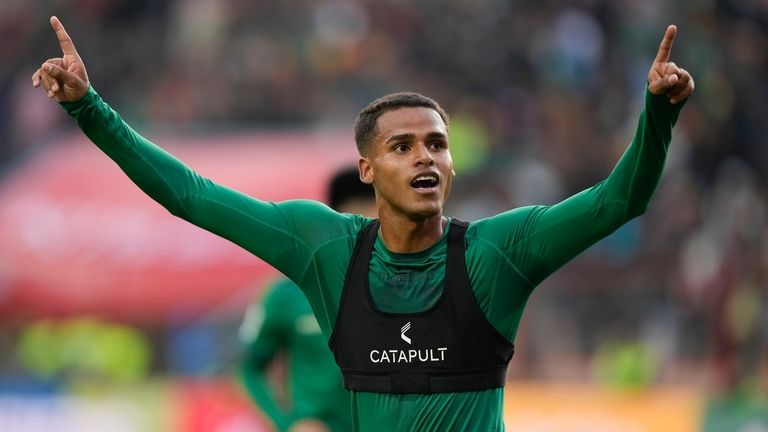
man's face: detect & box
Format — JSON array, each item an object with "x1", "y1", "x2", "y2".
[{"x1": 359, "y1": 107, "x2": 453, "y2": 221}]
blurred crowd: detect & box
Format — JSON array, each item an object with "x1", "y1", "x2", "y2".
[{"x1": 1, "y1": 0, "x2": 766, "y2": 397}]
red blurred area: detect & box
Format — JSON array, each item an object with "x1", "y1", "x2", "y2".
[
  {"x1": 0, "y1": 130, "x2": 357, "y2": 323},
  {"x1": 174, "y1": 379, "x2": 270, "y2": 432}
]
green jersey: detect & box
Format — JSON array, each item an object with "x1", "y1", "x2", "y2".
[
  {"x1": 239, "y1": 278, "x2": 351, "y2": 431},
  {"x1": 62, "y1": 88, "x2": 683, "y2": 431}
]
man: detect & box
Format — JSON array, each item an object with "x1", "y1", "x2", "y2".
[
  {"x1": 239, "y1": 167, "x2": 375, "y2": 432},
  {"x1": 33, "y1": 16, "x2": 693, "y2": 431}
]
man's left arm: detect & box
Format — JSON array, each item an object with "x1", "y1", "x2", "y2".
[
  {"x1": 494, "y1": 25, "x2": 694, "y2": 286},
  {"x1": 467, "y1": 26, "x2": 694, "y2": 342}
]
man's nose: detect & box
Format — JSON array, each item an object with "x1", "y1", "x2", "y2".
[{"x1": 414, "y1": 143, "x2": 434, "y2": 166}]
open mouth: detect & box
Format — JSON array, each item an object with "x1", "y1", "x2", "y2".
[{"x1": 410, "y1": 174, "x2": 439, "y2": 191}]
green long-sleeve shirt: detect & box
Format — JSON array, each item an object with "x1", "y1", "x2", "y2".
[
  {"x1": 62, "y1": 88, "x2": 683, "y2": 431},
  {"x1": 239, "y1": 278, "x2": 351, "y2": 431}
]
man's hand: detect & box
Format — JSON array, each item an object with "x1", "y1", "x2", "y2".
[
  {"x1": 647, "y1": 25, "x2": 694, "y2": 104},
  {"x1": 31, "y1": 16, "x2": 89, "y2": 102}
]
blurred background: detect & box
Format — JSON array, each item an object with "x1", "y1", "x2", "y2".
[{"x1": 1, "y1": 0, "x2": 767, "y2": 431}]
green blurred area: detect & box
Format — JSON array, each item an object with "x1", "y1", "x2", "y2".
[
  {"x1": 17, "y1": 317, "x2": 151, "y2": 384},
  {"x1": 592, "y1": 341, "x2": 658, "y2": 391}
]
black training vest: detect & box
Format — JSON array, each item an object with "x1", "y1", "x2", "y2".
[{"x1": 329, "y1": 219, "x2": 515, "y2": 394}]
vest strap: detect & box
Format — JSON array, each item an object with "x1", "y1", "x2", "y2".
[{"x1": 342, "y1": 366, "x2": 508, "y2": 394}]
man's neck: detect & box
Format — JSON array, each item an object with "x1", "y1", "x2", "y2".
[{"x1": 378, "y1": 212, "x2": 447, "y2": 254}]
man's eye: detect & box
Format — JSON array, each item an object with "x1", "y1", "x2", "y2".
[{"x1": 394, "y1": 144, "x2": 408, "y2": 152}]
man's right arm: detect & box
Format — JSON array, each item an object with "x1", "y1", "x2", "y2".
[
  {"x1": 32, "y1": 16, "x2": 342, "y2": 282},
  {"x1": 59, "y1": 87, "x2": 322, "y2": 280}
]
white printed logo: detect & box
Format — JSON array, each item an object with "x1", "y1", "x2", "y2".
[
  {"x1": 369, "y1": 321, "x2": 448, "y2": 364},
  {"x1": 401, "y1": 322, "x2": 412, "y2": 345}
]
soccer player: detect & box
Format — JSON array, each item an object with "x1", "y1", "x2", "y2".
[
  {"x1": 33, "y1": 16, "x2": 693, "y2": 431},
  {"x1": 239, "y1": 167, "x2": 375, "y2": 432}
]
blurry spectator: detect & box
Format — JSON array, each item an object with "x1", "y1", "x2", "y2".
[{"x1": 239, "y1": 166, "x2": 375, "y2": 432}]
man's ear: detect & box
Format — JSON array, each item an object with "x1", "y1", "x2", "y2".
[{"x1": 359, "y1": 157, "x2": 374, "y2": 184}]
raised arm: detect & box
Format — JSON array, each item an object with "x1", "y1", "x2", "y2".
[
  {"x1": 479, "y1": 25, "x2": 694, "y2": 287},
  {"x1": 31, "y1": 17, "x2": 341, "y2": 282}
]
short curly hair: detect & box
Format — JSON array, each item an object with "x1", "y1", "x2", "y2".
[{"x1": 353, "y1": 92, "x2": 449, "y2": 156}]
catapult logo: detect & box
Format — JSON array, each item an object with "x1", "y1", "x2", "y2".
[
  {"x1": 400, "y1": 322, "x2": 412, "y2": 344},
  {"x1": 368, "y1": 321, "x2": 448, "y2": 364}
]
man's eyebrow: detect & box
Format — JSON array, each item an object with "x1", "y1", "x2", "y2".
[
  {"x1": 426, "y1": 132, "x2": 447, "y2": 140},
  {"x1": 385, "y1": 132, "x2": 447, "y2": 143},
  {"x1": 385, "y1": 133, "x2": 414, "y2": 143}
]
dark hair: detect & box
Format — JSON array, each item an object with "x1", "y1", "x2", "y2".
[
  {"x1": 353, "y1": 92, "x2": 449, "y2": 155},
  {"x1": 328, "y1": 166, "x2": 374, "y2": 210}
]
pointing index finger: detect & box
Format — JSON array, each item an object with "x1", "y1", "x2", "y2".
[
  {"x1": 50, "y1": 16, "x2": 78, "y2": 56},
  {"x1": 654, "y1": 25, "x2": 677, "y2": 63}
]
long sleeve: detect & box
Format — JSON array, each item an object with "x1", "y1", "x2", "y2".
[
  {"x1": 60, "y1": 87, "x2": 342, "y2": 282},
  {"x1": 497, "y1": 88, "x2": 684, "y2": 285},
  {"x1": 467, "y1": 89, "x2": 686, "y2": 340}
]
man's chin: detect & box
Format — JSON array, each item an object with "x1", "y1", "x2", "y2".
[{"x1": 406, "y1": 205, "x2": 442, "y2": 221}]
